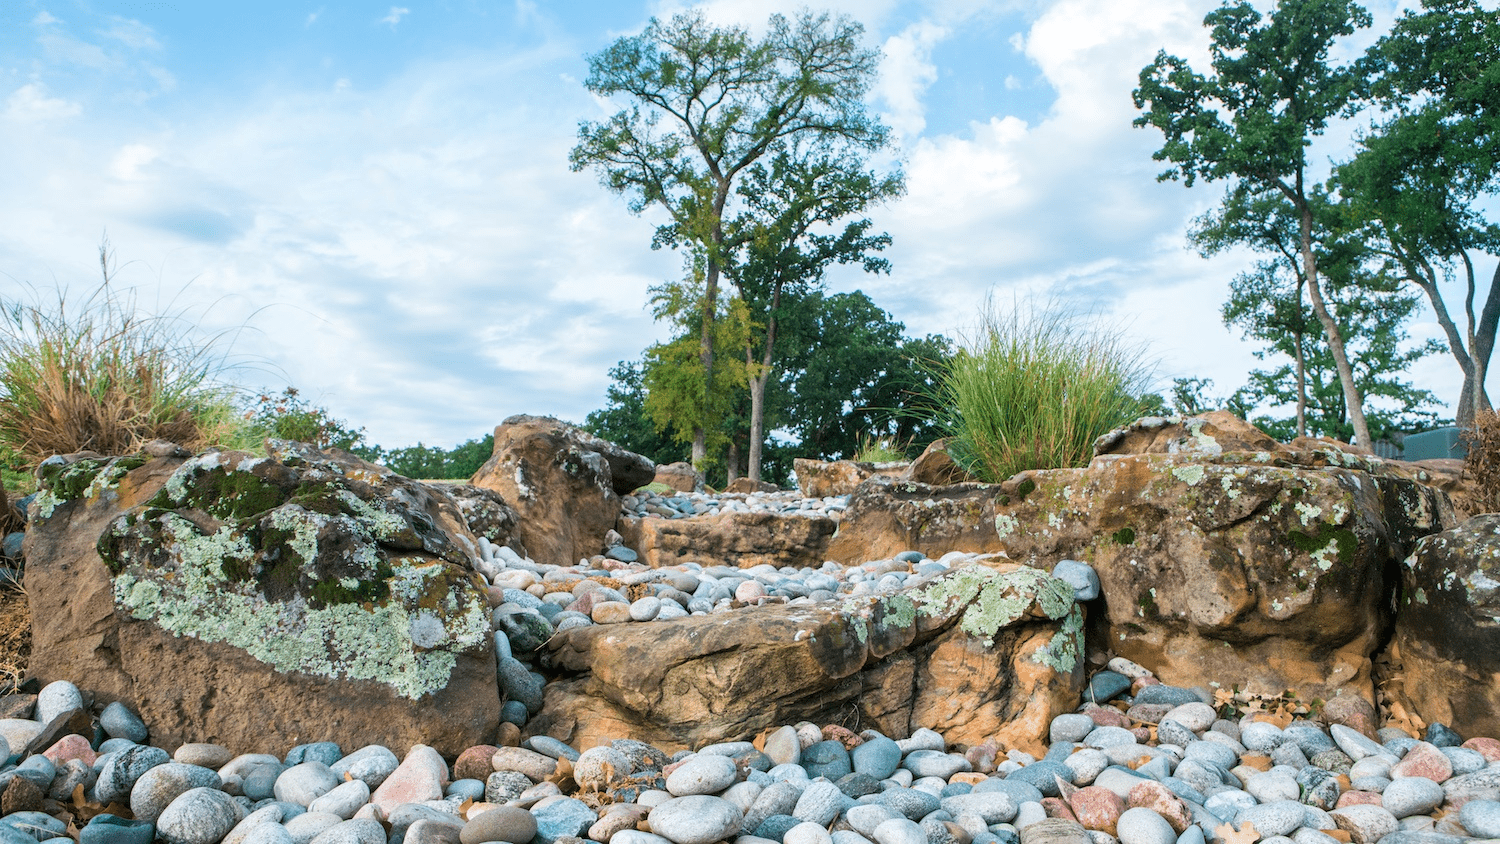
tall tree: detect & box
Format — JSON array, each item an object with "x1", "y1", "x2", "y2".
[
  {"x1": 1338, "y1": 0, "x2": 1500, "y2": 426},
  {"x1": 571, "y1": 10, "x2": 888, "y2": 467},
  {"x1": 1134, "y1": 0, "x2": 1376, "y2": 446},
  {"x1": 729, "y1": 142, "x2": 903, "y2": 480},
  {"x1": 1223, "y1": 252, "x2": 1443, "y2": 442}
]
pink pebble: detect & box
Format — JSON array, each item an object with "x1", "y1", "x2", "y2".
[
  {"x1": 42, "y1": 734, "x2": 96, "y2": 767},
  {"x1": 371, "y1": 744, "x2": 449, "y2": 814}
]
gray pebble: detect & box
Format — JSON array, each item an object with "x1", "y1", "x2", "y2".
[
  {"x1": 329, "y1": 746, "x2": 398, "y2": 791},
  {"x1": 1235, "y1": 801, "x2": 1306, "y2": 837},
  {"x1": 1459, "y1": 799, "x2": 1500, "y2": 839},
  {"x1": 307, "y1": 819, "x2": 386, "y2": 844},
  {"x1": 35, "y1": 682, "x2": 83, "y2": 726},
  {"x1": 157, "y1": 787, "x2": 246, "y2": 844},
  {"x1": 666, "y1": 754, "x2": 738, "y2": 796},
  {"x1": 274, "y1": 763, "x2": 339, "y2": 807},
  {"x1": 648, "y1": 795, "x2": 743, "y2": 844},
  {"x1": 130, "y1": 763, "x2": 223, "y2": 823},
  {"x1": 284, "y1": 813, "x2": 343, "y2": 844},
  {"x1": 1115, "y1": 808, "x2": 1176, "y2": 844},
  {"x1": 306, "y1": 780, "x2": 370, "y2": 819},
  {"x1": 99, "y1": 701, "x2": 149, "y2": 743},
  {"x1": 1382, "y1": 777, "x2": 1444, "y2": 819},
  {"x1": 870, "y1": 818, "x2": 927, "y2": 844}
]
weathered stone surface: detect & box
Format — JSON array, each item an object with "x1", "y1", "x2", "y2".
[
  {"x1": 1092, "y1": 412, "x2": 1286, "y2": 458},
  {"x1": 794, "y1": 459, "x2": 906, "y2": 499},
  {"x1": 527, "y1": 561, "x2": 1083, "y2": 755},
  {"x1": 443, "y1": 485, "x2": 520, "y2": 548},
  {"x1": 826, "y1": 479, "x2": 1002, "y2": 564},
  {"x1": 653, "y1": 463, "x2": 703, "y2": 494},
  {"x1": 616, "y1": 510, "x2": 838, "y2": 570},
  {"x1": 470, "y1": 415, "x2": 652, "y2": 566},
  {"x1": 24, "y1": 446, "x2": 499, "y2": 757},
  {"x1": 1389, "y1": 513, "x2": 1500, "y2": 741},
  {"x1": 904, "y1": 440, "x2": 976, "y2": 487},
  {"x1": 989, "y1": 424, "x2": 1451, "y2": 706},
  {"x1": 725, "y1": 478, "x2": 779, "y2": 494}
]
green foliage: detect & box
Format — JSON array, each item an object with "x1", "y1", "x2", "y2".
[
  {"x1": 380, "y1": 435, "x2": 493, "y2": 480},
  {"x1": 854, "y1": 435, "x2": 909, "y2": 464},
  {"x1": 0, "y1": 244, "x2": 243, "y2": 466},
  {"x1": 583, "y1": 360, "x2": 681, "y2": 466},
  {"x1": 241, "y1": 388, "x2": 373, "y2": 455},
  {"x1": 641, "y1": 289, "x2": 751, "y2": 454},
  {"x1": 933, "y1": 299, "x2": 1156, "y2": 483}
]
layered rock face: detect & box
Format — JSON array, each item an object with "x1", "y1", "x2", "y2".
[
  {"x1": 992, "y1": 414, "x2": 1452, "y2": 708},
  {"x1": 827, "y1": 480, "x2": 1002, "y2": 564},
  {"x1": 1390, "y1": 513, "x2": 1500, "y2": 740},
  {"x1": 616, "y1": 509, "x2": 838, "y2": 570},
  {"x1": 471, "y1": 415, "x2": 655, "y2": 567},
  {"x1": 527, "y1": 561, "x2": 1085, "y2": 756},
  {"x1": 24, "y1": 442, "x2": 499, "y2": 756},
  {"x1": 793, "y1": 458, "x2": 906, "y2": 498}
]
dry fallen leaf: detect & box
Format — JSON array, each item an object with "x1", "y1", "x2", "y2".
[{"x1": 1216, "y1": 820, "x2": 1260, "y2": 844}]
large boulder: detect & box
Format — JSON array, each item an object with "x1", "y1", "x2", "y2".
[
  {"x1": 1093, "y1": 411, "x2": 1286, "y2": 457},
  {"x1": 616, "y1": 509, "x2": 838, "y2": 570},
  {"x1": 826, "y1": 479, "x2": 1003, "y2": 564},
  {"x1": 793, "y1": 458, "x2": 906, "y2": 498},
  {"x1": 527, "y1": 561, "x2": 1084, "y2": 756},
  {"x1": 905, "y1": 439, "x2": 976, "y2": 486},
  {"x1": 470, "y1": 416, "x2": 654, "y2": 566},
  {"x1": 653, "y1": 462, "x2": 704, "y2": 493},
  {"x1": 24, "y1": 442, "x2": 499, "y2": 756},
  {"x1": 1389, "y1": 513, "x2": 1500, "y2": 740},
  {"x1": 991, "y1": 430, "x2": 1452, "y2": 706}
]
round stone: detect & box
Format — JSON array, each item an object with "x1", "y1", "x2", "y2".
[
  {"x1": 1163, "y1": 703, "x2": 1216, "y2": 733},
  {"x1": 531, "y1": 797, "x2": 597, "y2": 843},
  {"x1": 1241, "y1": 723, "x2": 1286, "y2": 753},
  {"x1": 846, "y1": 805, "x2": 900, "y2": 837},
  {"x1": 274, "y1": 763, "x2": 341, "y2": 807},
  {"x1": 1459, "y1": 799, "x2": 1500, "y2": 839},
  {"x1": 786, "y1": 821, "x2": 834, "y2": 844},
  {"x1": 941, "y1": 792, "x2": 1018, "y2": 824},
  {"x1": 666, "y1": 754, "x2": 738, "y2": 796},
  {"x1": 1051, "y1": 560, "x2": 1100, "y2": 601},
  {"x1": 792, "y1": 782, "x2": 844, "y2": 826},
  {"x1": 574, "y1": 745, "x2": 631, "y2": 792},
  {"x1": 1381, "y1": 777, "x2": 1443, "y2": 819},
  {"x1": 130, "y1": 763, "x2": 223, "y2": 823},
  {"x1": 1329, "y1": 805, "x2": 1397, "y2": 844},
  {"x1": 157, "y1": 787, "x2": 246, "y2": 844},
  {"x1": 629, "y1": 597, "x2": 663, "y2": 621},
  {"x1": 1236, "y1": 801, "x2": 1307, "y2": 837},
  {"x1": 35, "y1": 681, "x2": 83, "y2": 726},
  {"x1": 1155, "y1": 721, "x2": 1197, "y2": 749},
  {"x1": 485, "y1": 771, "x2": 532, "y2": 804},
  {"x1": 242, "y1": 824, "x2": 297, "y2": 844},
  {"x1": 99, "y1": 701, "x2": 149, "y2": 743},
  {"x1": 647, "y1": 795, "x2": 743, "y2": 844},
  {"x1": 802, "y1": 740, "x2": 852, "y2": 781},
  {"x1": 871, "y1": 818, "x2": 927, "y2": 844},
  {"x1": 96, "y1": 745, "x2": 171, "y2": 804},
  {"x1": 175, "y1": 744, "x2": 234, "y2": 769},
  {"x1": 851, "y1": 736, "x2": 900, "y2": 780},
  {"x1": 1051, "y1": 715, "x2": 1097, "y2": 745},
  {"x1": 1246, "y1": 772, "x2": 1300, "y2": 804},
  {"x1": 1114, "y1": 808, "x2": 1175, "y2": 844},
  {"x1": 306, "y1": 780, "x2": 370, "y2": 820},
  {"x1": 307, "y1": 819, "x2": 386, "y2": 844},
  {"x1": 284, "y1": 813, "x2": 344, "y2": 844},
  {"x1": 330, "y1": 747, "x2": 399, "y2": 791},
  {"x1": 460, "y1": 807, "x2": 537, "y2": 844}
]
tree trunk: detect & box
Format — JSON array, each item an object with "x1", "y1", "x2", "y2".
[
  {"x1": 691, "y1": 430, "x2": 706, "y2": 466},
  {"x1": 746, "y1": 286, "x2": 781, "y2": 483},
  {"x1": 1299, "y1": 202, "x2": 1371, "y2": 447},
  {"x1": 1294, "y1": 278, "x2": 1307, "y2": 439},
  {"x1": 726, "y1": 440, "x2": 740, "y2": 484}
]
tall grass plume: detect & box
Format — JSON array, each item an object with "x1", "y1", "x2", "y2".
[{"x1": 936, "y1": 298, "x2": 1155, "y2": 483}]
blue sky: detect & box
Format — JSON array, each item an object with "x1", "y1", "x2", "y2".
[{"x1": 0, "y1": 0, "x2": 1465, "y2": 451}]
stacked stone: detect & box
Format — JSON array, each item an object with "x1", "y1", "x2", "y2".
[
  {"x1": 0, "y1": 677, "x2": 1495, "y2": 844},
  {"x1": 619, "y1": 491, "x2": 847, "y2": 521}
]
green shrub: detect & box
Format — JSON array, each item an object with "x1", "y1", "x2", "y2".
[
  {"x1": 239, "y1": 388, "x2": 372, "y2": 454},
  {"x1": 0, "y1": 247, "x2": 242, "y2": 466},
  {"x1": 854, "y1": 434, "x2": 909, "y2": 463},
  {"x1": 935, "y1": 299, "x2": 1155, "y2": 482}
]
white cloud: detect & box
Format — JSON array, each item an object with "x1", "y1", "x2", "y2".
[
  {"x1": 4, "y1": 84, "x2": 82, "y2": 122},
  {"x1": 874, "y1": 21, "x2": 947, "y2": 139},
  {"x1": 380, "y1": 7, "x2": 411, "y2": 28},
  {"x1": 101, "y1": 18, "x2": 161, "y2": 50},
  {"x1": 32, "y1": 12, "x2": 60, "y2": 26}
]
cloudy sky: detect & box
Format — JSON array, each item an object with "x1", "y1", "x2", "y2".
[{"x1": 0, "y1": 0, "x2": 1469, "y2": 450}]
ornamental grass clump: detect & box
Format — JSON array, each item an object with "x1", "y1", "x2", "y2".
[
  {"x1": 938, "y1": 300, "x2": 1155, "y2": 483},
  {"x1": 0, "y1": 247, "x2": 241, "y2": 466},
  {"x1": 1461, "y1": 409, "x2": 1500, "y2": 514}
]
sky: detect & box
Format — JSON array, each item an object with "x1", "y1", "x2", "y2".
[{"x1": 0, "y1": 0, "x2": 1477, "y2": 450}]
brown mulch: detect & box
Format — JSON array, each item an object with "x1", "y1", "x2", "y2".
[{"x1": 0, "y1": 584, "x2": 30, "y2": 688}]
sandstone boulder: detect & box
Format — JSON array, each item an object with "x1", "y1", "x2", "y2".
[
  {"x1": 653, "y1": 462, "x2": 703, "y2": 493},
  {"x1": 1389, "y1": 513, "x2": 1500, "y2": 740},
  {"x1": 616, "y1": 509, "x2": 837, "y2": 570},
  {"x1": 826, "y1": 479, "x2": 1002, "y2": 564},
  {"x1": 1093, "y1": 411, "x2": 1286, "y2": 457},
  {"x1": 724, "y1": 477, "x2": 778, "y2": 494},
  {"x1": 444, "y1": 484, "x2": 521, "y2": 549},
  {"x1": 25, "y1": 443, "x2": 499, "y2": 756},
  {"x1": 527, "y1": 561, "x2": 1084, "y2": 756},
  {"x1": 991, "y1": 446, "x2": 1451, "y2": 706},
  {"x1": 905, "y1": 439, "x2": 976, "y2": 486},
  {"x1": 471, "y1": 416, "x2": 653, "y2": 566},
  {"x1": 793, "y1": 458, "x2": 906, "y2": 498}
]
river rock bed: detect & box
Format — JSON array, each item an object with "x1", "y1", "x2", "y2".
[
  {"x1": 618, "y1": 491, "x2": 847, "y2": 522},
  {"x1": 1, "y1": 658, "x2": 1498, "y2": 844}
]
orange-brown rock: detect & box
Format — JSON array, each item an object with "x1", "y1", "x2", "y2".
[
  {"x1": 793, "y1": 458, "x2": 906, "y2": 498},
  {"x1": 905, "y1": 439, "x2": 976, "y2": 487},
  {"x1": 991, "y1": 436, "x2": 1452, "y2": 706},
  {"x1": 1093, "y1": 411, "x2": 1286, "y2": 457},
  {"x1": 616, "y1": 510, "x2": 837, "y2": 570},
  {"x1": 25, "y1": 447, "x2": 500, "y2": 758},
  {"x1": 725, "y1": 478, "x2": 780, "y2": 494},
  {"x1": 653, "y1": 462, "x2": 703, "y2": 493},
  {"x1": 471, "y1": 415, "x2": 653, "y2": 566},
  {"x1": 1389, "y1": 514, "x2": 1500, "y2": 741},
  {"x1": 526, "y1": 561, "x2": 1084, "y2": 756},
  {"x1": 826, "y1": 479, "x2": 1003, "y2": 563}
]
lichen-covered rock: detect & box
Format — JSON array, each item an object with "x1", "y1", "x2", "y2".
[
  {"x1": 443, "y1": 484, "x2": 521, "y2": 548},
  {"x1": 990, "y1": 442, "x2": 1452, "y2": 706},
  {"x1": 1389, "y1": 514, "x2": 1500, "y2": 740},
  {"x1": 470, "y1": 416, "x2": 652, "y2": 566},
  {"x1": 1092, "y1": 411, "x2": 1286, "y2": 458},
  {"x1": 793, "y1": 459, "x2": 906, "y2": 499},
  {"x1": 616, "y1": 510, "x2": 838, "y2": 570},
  {"x1": 825, "y1": 479, "x2": 1001, "y2": 564},
  {"x1": 527, "y1": 560, "x2": 1083, "y2": 755},
  {"x1": 24, "y1": 445, "x2": 499, "y2": 756}
]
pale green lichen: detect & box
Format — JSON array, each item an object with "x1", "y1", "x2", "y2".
[
  {"x1": 111, "y1": 512, "x2": 488, "y2": 699},
  {"x1": 1172, "y1": 465, "x2": 1206, "y2": 486},
  {"x1": 1033, "y1": 604, "x2": 1083, "y2": 673},
  {"x1": 914, "y1": 566, "x2": 1075, "y2": 645},
  {"x1": 1294, "y1": 501, "x2": 1323, "y2": 526},
  {"x1": 995, "y1": 514, "x2": 1019, "y2": 538},
  {"x1": 879, "y1": 594, "x2": 917, "y2": 629},
  {"x1": 335, "y1": 490, "x2": 408, "y2": 543},
  {"x1": 1414, "y1": 587, "x2": 1428, "y2": 604},
  {"x1": 31, "y1": 490, "x2": 62, "y2": 521}
]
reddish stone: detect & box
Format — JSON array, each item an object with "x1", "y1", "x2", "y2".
[
  {"x1": 372, "y1": 744, "x2": 450, "y2": 814},
  {"x1": 1462, "y1": 737, "x2": 1500, "y2": 763},
  {"x1": 1086, "y1": 707, "x2": 1129, "y2": 729},
  {"x1": 1041, "y1": 797, "x2": 1077, "y2": 822},
  {"x1": 496, "y1": 723, "x2": 522, "y2": 747},
  {"x1": 454, "y1": 745, "x2": 500, "y2": 781},
  {"x1": 1390, "y1": 742, "x2": 1453, "y2": 783},
  {"x1": 1131, "y1": 727, "x2": 1152, "y2": 744},
  {"x1": 42, "y1": 734, "x2": 96, "y2": 767},
  {"x1": 1131, "y1": 676, "x2": 1160, "y2": 694},
  {"x1": 966, "y1": 740, "x2": 1000, "y2": 774},
  {"x1": 1335, "y1": 791, "x2": 1383, "y2": 808},
  {"x1": 1127, "y1": 781, "x2": 1193, "y2": 834},
  {"x1": 1068, "y1": 786, "x2": 1124, "y2": 834},
  {"x1": 823, "y1": 725, "x2": 863, "y2": 749}
]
